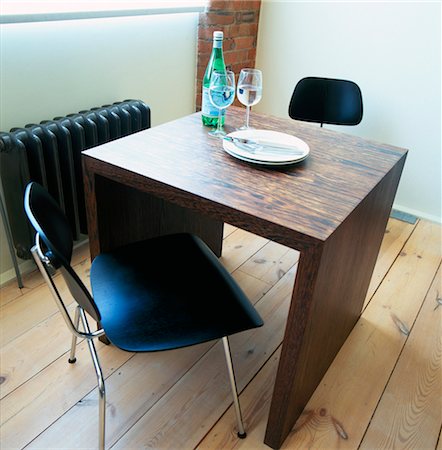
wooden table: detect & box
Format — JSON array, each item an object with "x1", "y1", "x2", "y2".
[{"x1": 82, "y1": 107, "x2": 407, "y2": 449}]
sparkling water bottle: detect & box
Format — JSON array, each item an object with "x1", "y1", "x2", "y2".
[{"x1": 202, "y1": 31, "x2": 226, "y2": 127}]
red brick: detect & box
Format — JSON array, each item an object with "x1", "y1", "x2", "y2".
[
  {"x1": 236, "y1": 23, "x2": 251, "y2": 36},
  {"x1": 238, "y1": 0, "x2": 251, "y2": 9},
  {"x1": 224, "y1": 37, "x2": 236, "y2": 50},
  {"x1": 231, "y1": 0, "x2": 242, "y2": 9},
  {"x1": 222, "y1": 24, "x2": 232, "y2": 38},
  {"x1": 229, "y1": 23, "x2": 256, "y2": 36},
  {"x1": 204, "y1": 12, "x2": 235, "y2": 26},
  {"x1": 236, "y1": 0, "x2": 261, "y2": 10},
  {"x1": 248, "y1": 23, "x2": 258, "y2": 35},
  {"x1": 195, "y1": 93, "x2": 202, "y2": 110},
  {"x1": 230, "y1": 62, "x2": 244, "y2": 74},
  {"x1": 198, "y1": 40, "x2": 213, "y2": 54},
  {"x1": 198, "y1": 27, "x2": 218, "y2": 40},
  {"x1": 196, "y1": 64, "x2": 207, "y2": 80},
  {"x1": 198, "y1": 50, "x2": 212, "y2": 59},
  {"x1": 224, "y1": 51, "x2": 237, "y2": 66},
  {"x1": 235, "y1": 11, "x2": 256, "y2": 23},
  {"x1": 247, "y1": 47, "x2": 257, "y2": 60},
  {"x1": 232, "y1": 49, "x2": 248, "y2": 64},
  {"x1": 236, "y1": 63, "x2": 251, "y2": 74},
  {"x1": 235, "y1": 36, "x2": 255, "y2": 50},
  {"x1": 228, "y1": 24, "x2": 240, "y2": 36},
  {"x1": 197, "y1": 66, "x2": 209, "y2": 80},
  {"x1": 210, "y1": 0, "x2": 235, "y2": 10}
]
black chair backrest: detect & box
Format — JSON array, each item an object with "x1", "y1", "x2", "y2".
[
  {"x1": 24, "y1": 182, "x2": 101, "y2": 321},
  {"x1": 289, "y1": 76, "x2": 363, "y2": 126}
]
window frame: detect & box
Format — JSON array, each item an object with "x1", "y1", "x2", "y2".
[{"x1": 0, "y1": 1, "x2": 206, "y2": 24}]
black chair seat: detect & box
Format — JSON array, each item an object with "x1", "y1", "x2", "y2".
[{"x1": 91, "y1": 233, "x2": 263, "y2": 352}]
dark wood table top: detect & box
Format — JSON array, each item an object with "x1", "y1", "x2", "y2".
[{"x1": 83, "y1": 107, "x2": 407, "y2": 248}]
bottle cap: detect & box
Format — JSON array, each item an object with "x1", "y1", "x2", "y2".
[{"x1": 213, "y1": 31, "x2": 223, "y2": 40}]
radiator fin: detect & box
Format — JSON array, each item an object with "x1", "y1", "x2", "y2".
[{"x1": 0, "y1": 99, "x2": 151, "y2": 260}]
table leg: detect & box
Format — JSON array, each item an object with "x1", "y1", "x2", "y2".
[{"x1": 264, "y1": 160, "x2": 406, "y2": 448}]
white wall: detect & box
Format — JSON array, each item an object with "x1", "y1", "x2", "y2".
[
  {"x1": 255, "y1": 0, "x2": 441, "y2": 223},
  {"x1": 0, "y1": 12, "x2": 199, "y2": 281}
]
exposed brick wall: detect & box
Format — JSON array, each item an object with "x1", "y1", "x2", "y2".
[{"x1": 195, "y1": 0, "x2": 262, "y2": 111}]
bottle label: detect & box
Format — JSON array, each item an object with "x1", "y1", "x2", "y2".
[{"x1": 202, "y1": 87, "x2": 225, "y2": 118}]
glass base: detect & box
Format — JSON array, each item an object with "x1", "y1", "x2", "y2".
[{"x1": 209, "y1": 128, "x2": 227, "y2": 137}]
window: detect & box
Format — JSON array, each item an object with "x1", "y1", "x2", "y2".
[{"x1": 0, "y1": 1, "x2": 207, "y2": 24}]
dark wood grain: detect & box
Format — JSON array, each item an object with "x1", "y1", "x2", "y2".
[
  {"x1": 83, "y1": 108, "x2": 405, "y2": 248},
  {"x1": 83, "y1": 168, "x2": 224, "y2": 260},
  {"x1": 264, "y1": 156, "x2": 406, "y2": 448},
  {"x1": 82, "y1": 107, "x2": 407, "y2": 448}
]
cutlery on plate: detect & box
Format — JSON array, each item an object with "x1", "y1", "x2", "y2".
[
  {"x1": 223, "y1": 136, "x2": 305, "y2": 156},
  {"x1": 223, "y1": 136, "x2": 304, "y2": 153}
]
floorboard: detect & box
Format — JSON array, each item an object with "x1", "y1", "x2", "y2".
[
  {"x1": 0, "y1": 218, "x2": 440, "y2": 450},
  {"x1": 360, "y1": 266, "x2": 441, "y2": 449}
]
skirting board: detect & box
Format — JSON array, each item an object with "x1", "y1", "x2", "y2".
[
  {"x1": 392, "y1": 202, "x2": 441, "y2": 224},
  {"x1": 0, "y1": 236, "x2": 89, "y2": 287},
  {"x1": 390, "y1": 209, "x2": 418, "y2": 224}
]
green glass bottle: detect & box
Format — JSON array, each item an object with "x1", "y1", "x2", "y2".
[{"x1": 202, "y1": 31, "x2": 226, "y2": 127}]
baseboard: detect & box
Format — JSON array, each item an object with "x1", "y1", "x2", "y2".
[
  {"x1": 392, "y1": 203, "x2": 441, "y2": 224},
  {"x1": 0, "y1": 236, "x2": 89, "y2": 288},
  {"x1": 0, "y1": 258, "x2": 35, "y2": 286},
  {"x1": 390, "y1": 209, "x2": 418, "y2": 224}
]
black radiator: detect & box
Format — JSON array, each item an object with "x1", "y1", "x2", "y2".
[{"x1": 0, "y1": 99, "x2": 151, "y2": 260}]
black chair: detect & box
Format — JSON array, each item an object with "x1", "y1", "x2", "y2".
[
  {"x1": 24, "y1": 182, "x2": 263, "y2": 450},
  {"x1": 289, "y1": 76, "x2": 363, "y2": 127}
]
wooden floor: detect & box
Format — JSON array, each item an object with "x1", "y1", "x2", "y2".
[{"x1": 0, "y1": 217, "x2": 441, "y2": 449}]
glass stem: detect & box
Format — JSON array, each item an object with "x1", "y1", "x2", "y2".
[
  {"x1": 217, "y1": 109, "x2": 222, "y2": 133},
  {"x1": 246, "y1": 106, "x2": 250, "y2": 128}
]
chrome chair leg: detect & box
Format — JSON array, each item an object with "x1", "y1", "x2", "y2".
[
  {"x1": 68, "y1": 306, "x2": 81, "y2": 363},
  {"x1": 222, "y1": 336, "x2": 246, "y2": 438},
  {"x1": 79, "y1": 308, "x2": 106, "y2": 450}
]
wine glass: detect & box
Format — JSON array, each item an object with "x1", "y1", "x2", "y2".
[
  {"x1": 237, "y1": 68, "x2": 262, "y2": 129},
  {"x1": 208, "y1": 70, "x2": 236, "y2": 137}
]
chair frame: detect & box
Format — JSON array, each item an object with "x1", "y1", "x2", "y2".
[{"x1": 30, "y1": 232, "x2": 246, "y2": 450}]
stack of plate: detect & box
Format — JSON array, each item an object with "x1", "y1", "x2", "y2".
[{"x1": 222, "y1": 129, "x2": 310, "y2": 166}]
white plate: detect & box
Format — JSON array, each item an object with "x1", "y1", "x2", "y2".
[
  {"x1": 223, "y1": 145, "x2": 309, "y2": 166},
  {"x1": 223, "y1": 129, "x2": 309, "y2": 164}
]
